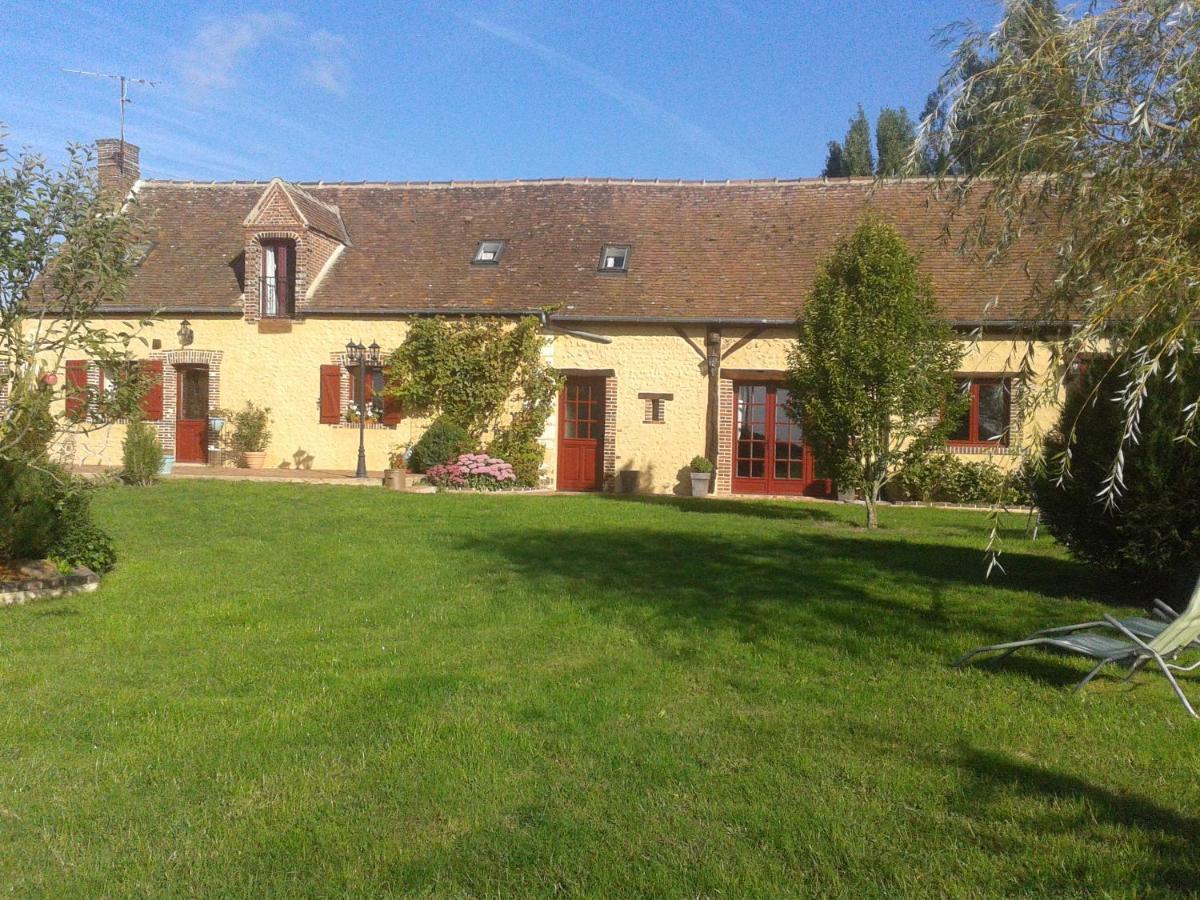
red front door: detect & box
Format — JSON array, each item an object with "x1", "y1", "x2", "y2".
[
  {"x1": 731, "y1": 382, "x2": 832, "y2": 497},
  {"x1": 557, "y1": 377, "x2": 605, "y2": 491},
  {"x1": 175, "y1": 365, "x2": 209, "y2": 464}
]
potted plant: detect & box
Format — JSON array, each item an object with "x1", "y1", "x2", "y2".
[
  {"x1": 689, "y1": 455, "x2": 714, "y2": 497},
  {"x1": 229, "y1": 402, "x2": 272, "y2": 469},
  {"x1": 384, "y1": 443, "x2": 409, "y2": 490}
]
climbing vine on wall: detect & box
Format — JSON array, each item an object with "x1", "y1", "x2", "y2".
[{"x1": 382, "y1": 316, "x2": 561, "y2": 485}]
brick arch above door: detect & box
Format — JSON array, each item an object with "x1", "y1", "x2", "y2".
[{"x1": 147, "y1": 349, "x2": 223, "y2": 458}]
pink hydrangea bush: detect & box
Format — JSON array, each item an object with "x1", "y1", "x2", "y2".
[{"x1": 424, "y1": 453, "x2": 517, "y2": 491}]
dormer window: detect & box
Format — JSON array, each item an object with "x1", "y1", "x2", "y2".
[
  {"x1": 599, "y1": 244, "x2": 630, "y2": 273},
  {"x1": 261, "y1": 239, "x2": 296, "y2": 318},
  {"x1": 473, "y1": 240, "x2": 505, "y2": 265}
]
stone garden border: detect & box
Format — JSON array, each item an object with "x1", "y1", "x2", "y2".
[{"x1": 0, "y1": 565, "x2": 100, "y2": 607}]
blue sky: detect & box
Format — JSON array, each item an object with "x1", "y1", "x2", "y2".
[{"x1": 0, "y1": 1, "x2": 1001, "y2": 182}]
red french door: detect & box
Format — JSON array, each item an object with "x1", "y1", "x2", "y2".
[
  {"x1": 557, "y1": 377, "x2": 605, "y2": 491},
  {"x1": 731, "y1": 382, "x2": 832, "y2": 497},
  {"x1": 175, "y1": 365, "x2": 209, "y2": 463}
]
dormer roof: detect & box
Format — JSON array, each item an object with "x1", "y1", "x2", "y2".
[{"x1": 243, "y1": 178, "x2": 350, "y2": 244}]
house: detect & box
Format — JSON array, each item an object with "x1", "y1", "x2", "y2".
[{"x1": 59, "y1": 138, "x2": 1057, "y2": 494}]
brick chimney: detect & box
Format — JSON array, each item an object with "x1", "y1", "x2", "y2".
[{"x1": 96, "y1": 138, "x2": 140, "y2": 198}]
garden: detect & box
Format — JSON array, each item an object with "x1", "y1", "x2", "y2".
[{"x1": 3, "y1": 481, "x2": 1199, "y2": 896}]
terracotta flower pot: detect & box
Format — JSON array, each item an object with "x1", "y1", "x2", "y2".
[{"x1": 242, "y1": 451, "x2": 267, "y2": 469}]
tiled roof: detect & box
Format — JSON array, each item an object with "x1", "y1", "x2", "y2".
[{"x1": 117, "y1": 178, "x2": 1051, "y2": 323}]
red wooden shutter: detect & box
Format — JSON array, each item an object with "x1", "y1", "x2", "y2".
[
  {"x1": 65, "y1": 360, "x2": 88, "y2": 420},
  {"x1": 140, "y1": 359, "x2": 164, "y2": 421},
  {"x1": 319, "y1": 364, "x2": 342, "y2": 423}
]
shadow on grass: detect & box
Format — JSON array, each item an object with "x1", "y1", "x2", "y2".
[
  {"x1": 599, "y1": 492, "x2": 844, "y2": 524},
  {"x1": 948, "y1": 745, "x2": 1200, "y2": 891},
  {"x1": 454, "y1": 522, "x2": 1115, "y2": 661}
]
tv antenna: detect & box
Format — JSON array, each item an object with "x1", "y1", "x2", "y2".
[{"x1": 62, "y1": 69, "x2": 161, "y2": 147}]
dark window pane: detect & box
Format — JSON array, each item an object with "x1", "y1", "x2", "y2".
[
  {"x1": 737, "y1": 459, "x2": 752, "y2": 477},
  {"x1": 978, "y1": 382, "x2": 1008, "y2": 442},
  {"x1": 949, "y1": 380, "x2": 972, "y2": 441},
  {"x1": 180, "y1": 368, "x2": 208, "y2": 420},
  {"x1": 750, "y1": 460, "x2": 764, "y2": 478}
]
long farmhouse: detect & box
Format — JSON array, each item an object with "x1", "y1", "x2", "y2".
[{"x1": 60, "y1": 138, "x2": 1056, "y2": 494}]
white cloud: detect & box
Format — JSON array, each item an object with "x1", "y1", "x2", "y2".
[
  {"x1": 304, "y1": 30, "x2": 350, "y2": 97},
  {"x1": 462, "y1": 15, "x2": 755, "y2": 174},
  {"x1": 176, "y1": 14, "x2": 349, "y2": 99}
]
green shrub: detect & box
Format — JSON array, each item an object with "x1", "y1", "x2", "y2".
[
  {"x1": 487, "y1": 427, "x2": 544, "y2": 487},
  {"x1": 49, "y1": 485, "x2": 117, "y2": 574},
  {"x1": 1033, "y1": 357, "x2": 1200, "y2": 599},
  {"x1": 409, "y1": 418, "x2": 474, "y2": 473},
  {"x1": 121, "y1": 418, "x2": 164, "y2": 485},
  {"x1": 0, "y1": 460, "x2": 116, "y2": 573},
  {"x1": 228, "y1": 402, "x2": 272, "y2": 454},
  {"x1": 0, "y1": 460, "x2": 59, "y2": 560},
  {"x1": 689, "y1": 455, "x2": 715, "y2": 474},
  {"x1": 896, "y1": 452, "x2": 1029, "y2": 506}
]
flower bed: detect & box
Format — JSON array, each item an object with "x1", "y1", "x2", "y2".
[{"x1": 425, "y1": 454, "x2": 518, "y2": 491}]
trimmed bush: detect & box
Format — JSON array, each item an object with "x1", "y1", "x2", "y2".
[
  {"x1": 689, "y1": 455, "x2": 715, "y2": 474},
  {"x1": 409, "y1": 418, "x2": 474, "y2": 474},
  {"x1": 121, "y1": 418, "x2": 164, "y2": 485},
  {"x1": 1033, "y1": 359, "x2": 1200, "y2": 600}
]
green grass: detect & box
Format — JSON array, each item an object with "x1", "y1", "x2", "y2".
[{"x1": 3, "y1": 482, "x2": 1198, "y2": 897}]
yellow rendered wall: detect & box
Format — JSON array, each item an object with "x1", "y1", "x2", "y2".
[
  {"x1": 57, "y1": 316, "x2": 1063, "y2": 487},
  {"x1": 63, "y1": 317, "x2": 427, "y2": 472}
]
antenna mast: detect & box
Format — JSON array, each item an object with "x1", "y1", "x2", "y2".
[{"x1": 62, "y1": 69, "x2": 161, "y2": 149}]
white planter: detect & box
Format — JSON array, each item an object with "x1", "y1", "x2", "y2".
[{"x1": 689, "y1": 472, "x2": 712, "y2": 497}]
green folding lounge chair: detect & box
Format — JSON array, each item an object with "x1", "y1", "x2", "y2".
[{"x1": 955, "y1": 576, "x2": 1200, "y2": 718}]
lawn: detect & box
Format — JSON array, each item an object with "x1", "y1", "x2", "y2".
[{"x1": 3, "y1": 482, "x2": 1198, "y2": 897}]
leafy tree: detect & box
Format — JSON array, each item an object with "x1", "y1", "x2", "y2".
[
  {"x1": 1, "y1": 135, "x2": 150, "y2": 467},
  {"x1": 787, "y1": 216, "x2": 963, "y2": 527},
  {"x1": 1033, "y1": 346, "x2": 1200, "y2": 602},
  {"x1": 926, "y1": 0, "x2": 1200, "y2": 506},
  {"x1": 822, "y1": 141, "x2": 848, "y2": 178},
  {"x1": 383, "y1": 316, "x2": 561, "y2": 486},
  {"x1": 875, "y1": 106, "x2": 917, "y2": 176},
  {"x1": 842, "y1": 106, "x2": 874, "y2": 176},
  {"x1": 920, "y1": 0, "x2": 1067, "y2": 175}
]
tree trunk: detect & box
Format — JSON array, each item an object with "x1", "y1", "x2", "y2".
[{"x1": 865, "y1": 495, "x2": 878, "y2": 528}]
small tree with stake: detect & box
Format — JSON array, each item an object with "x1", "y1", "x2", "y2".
[{"x1": 788, "y1": 216, "x2": 964, "y2": 528}]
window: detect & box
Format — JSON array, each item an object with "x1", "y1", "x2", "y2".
[
  {"x1": 950, "y1": 377, "x2": 1011, "y2": 446},
  {"x1": 350, "y1": 367, "x2": 386, "y2": 419},
  {"x1": 473, "y1": 240, "x2": 505, "y2": 265},
  {"x1": 639, "y1": 392, "x2": 672, "y2": 424},
  {"x1": 1064, "y1": 354, "x2": 1110, "y2": 403},
  {"x1": 260, "y1": 239, "x2": 296, "y2": 318},
  {"x1": 598, "y1": 244, "x2": 630, "y2": 272}
]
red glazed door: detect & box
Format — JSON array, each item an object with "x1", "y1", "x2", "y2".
[
  {"x1": 557, "y1": 377, "x2": 605, "y2": 491},
  {"x1": 175, "y1": 365, "x2": 209, "y2": 464},
  {"x1": 731, "y1": 382, "x2": 832, "y2": 497}
]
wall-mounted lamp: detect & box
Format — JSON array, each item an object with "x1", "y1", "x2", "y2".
[
  {"x1": 178, "y1": 319, "x2": 194, "y2": 347},
  {"x1": 705, "y1": 328, "x2": 722, "y2": 377}
]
